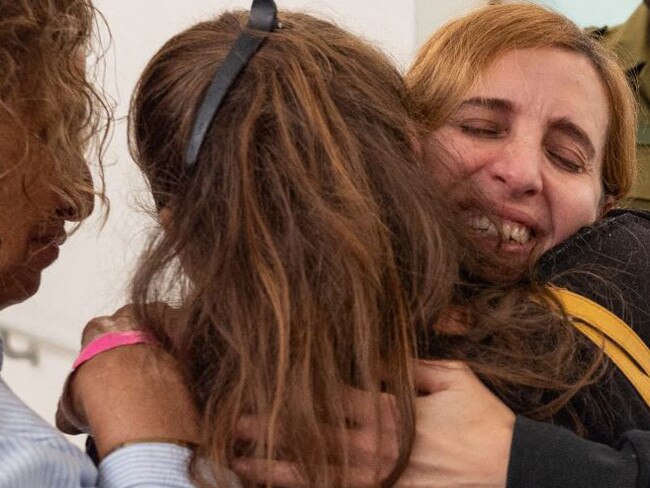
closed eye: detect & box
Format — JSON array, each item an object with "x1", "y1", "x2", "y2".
[
  {"x1": 458, "y1": 123, "x2": 505, "y2": 138},
  {"x1": 547, "y1": 151, "x2": 584, "y2": 173}
]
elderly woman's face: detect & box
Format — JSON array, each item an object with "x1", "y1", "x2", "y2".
[
  {"x1": 426, "y1": 47, "x2": 609, "y2": 261},
  {"x1": 0, "y1": 119, "x2": 86, "y2": 309}
]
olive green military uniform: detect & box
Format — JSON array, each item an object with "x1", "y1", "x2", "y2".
[{"x1": 590, "y1": 4, "x2": 650, "y2": 210}]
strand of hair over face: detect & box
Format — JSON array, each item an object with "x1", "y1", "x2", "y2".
[{"x1": 0, "y1": 0, "x2": 112, "y2": 223}]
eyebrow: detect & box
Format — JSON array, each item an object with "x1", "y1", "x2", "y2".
[
  {"x1": 459, "y1": 98, "x2": 597, "y2": 160},
  {"x1": 549, "y1": 117, "x2": 596, "y2": 160},
  {"x1": 459, "y1": 97, "x2": 514, "y2": 112}
]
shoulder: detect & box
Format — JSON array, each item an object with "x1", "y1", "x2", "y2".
[
  {"x1": 538, "y1": 209, "x2": 650, "y2": 278},
  {"x1": 538, "y1": 210, "x2": 650, "y2": 340},
  {"x1": 586, "y1": 5, "x2": 650, "y2": 67},
  {"x1": 540, "y1": 210, "x2": 650, "y2": 268}
]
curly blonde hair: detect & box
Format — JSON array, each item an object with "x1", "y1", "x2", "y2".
[{"x1": 0, "y1": 0, "x2": 110, "y2": 219}]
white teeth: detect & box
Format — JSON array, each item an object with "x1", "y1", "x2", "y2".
[
  {"x1": 501, "y1": 223, "x2": 531, "y2": 244},
  {"x1": 485, "y1": 220, "x2": 499, "y2": 237},
  {"x1": 467, "y1": 215, "x2": 531, "y2": 244},
  {"x1": 502, "y1": 223, "x2": 512, "y2": 240}
]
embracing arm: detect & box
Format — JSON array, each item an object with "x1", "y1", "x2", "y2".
[
  {"x1": 59, "y1": 307, "x2": 243, "y2": 487},
  {"x1": 407, "y1": 362, "x2": 650, "y2": 488},
  {"x1": 232, "y1": 360, "x2": 650, "y2": 488},
  {"x1": 73, "y1": 345, "x2": 201, "y2": 488},
  {"x1": 0, "y1": 349, "x2": 196, "y2": 488},
  {"x1": 406, "y1": 362, "x2": 650, "y2": 488},
  {"x1": 508, "y1": 416, "x2": 649, "y2": 488},
  {"x1": 43, "y1": 305, "x2": 224, "y2": 488},
  {"x1": 520, "y1": 210, "x2": 650, "y2": 488},
  {"x1": 410, "y1": 364, "x2": 650, "y2": 488}
]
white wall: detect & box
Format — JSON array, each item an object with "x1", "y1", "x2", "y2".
[
  {"x1": 0, "y1": 0, "x2": 488, "y2": 435},
  {"x1": 415, "y1": 0, "x2": 485, "y2": 45},
  {"x1": 536, "y1": 0, "x2": 639, "y2": 27}
]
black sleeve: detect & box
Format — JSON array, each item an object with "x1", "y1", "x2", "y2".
[
  {"x1": 512, "y1": 211, "x2": 650, "y2": 487},
  {"x1": 507, "y1": 416, "x2": 649, "y2": 488},
  {"x1": 537, "y1": 210, "x2": 650, "y2": 343}
]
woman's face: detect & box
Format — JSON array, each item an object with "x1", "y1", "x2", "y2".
[
  {"x1": 0, "y1": 119, "x2": 88, "y2": 309},
  {"x1": 425, "y1": 47, "x2": 610, "y2": 262}
]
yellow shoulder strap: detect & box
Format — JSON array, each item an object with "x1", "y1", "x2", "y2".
[{"x1": 550, "y1": 287, "x2": 650, "y2": 408}]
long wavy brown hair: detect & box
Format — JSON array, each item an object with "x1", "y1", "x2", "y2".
[
  {"x1": 130, "y1": 8, "x2": 604, "y2": 488},
  {"x1": 0, "y1": 0, "x2": 110, "y2": 218}
]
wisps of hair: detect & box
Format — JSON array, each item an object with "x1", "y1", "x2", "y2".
[{"x1": 0, "y1": 0, "x2": 111, "y2": 221}]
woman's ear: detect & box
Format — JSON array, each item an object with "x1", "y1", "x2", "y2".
[{"x1": 158, "y1": 207, "x2": 173, "y2": 230}]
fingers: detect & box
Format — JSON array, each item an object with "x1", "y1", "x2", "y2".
[
  {"x1": 55, "y1": 375, "x2": 89, "y2": 435},
  {"x1": 236, "y1": 414, "x2": 398, "y2": 469},
  {"x1": 342, "y1": 386, "x2": 398, "y2": 426},
  {"x1": 113, "y1": 302, "x2": 174, "y2": 322},
  {"x1": 80, "y1": 310, "x2": 142, "y2": 348},
  {"x1": 80, "y1": 316, "x2": 110, "y2": 347},
  {"x1": 412, "y1": 360, "x2": 474, "y2": 394},
  {"x1": 90, "y1": 303, "x2": 182, "y2": 348},
  {"x1": 232, "y1": 458, "x2": 386, "y2": 488},
  {"x1": 233, "y1": 386, "x2": 401, "y2": 484},
  {"x1": 111, "y1": 304, "x2": 137, "y2": 318},
  {"x1": 232, "y1": 459, "x2": 306, "y2": 488},
  {"x1": 235, "y1": 389, "x2": 397, "y2": 444},
  {"x1": 436, "y1": 306, "x2": 470, "y2": 335},
  {"x1": 235, "y1": 414, "x2": 269, "y2": 445},
  {"x1": 346, "y1": 426, "x2": 399, "y2": 466}
]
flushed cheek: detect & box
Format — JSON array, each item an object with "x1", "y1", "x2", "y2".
[
  {"x1": 0, "y1": 231, "x2": 30, "y2": 270},
  {"x1": 544, "y1": 191, "x2": 601, "y2": 252},
  {"x1": 426, "y1": 137, "x2": 484, "y2": 189}
]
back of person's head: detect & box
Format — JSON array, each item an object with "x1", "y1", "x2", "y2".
[
  {"x1": 130, "y1": 9, "x2": 460, "y2": 486},
  {"x1": 406, "y1": 2, "x2": 637, "y2": 204},
  {"x1": 0, "y1": 0, "x2": 108, "y2": 219}
]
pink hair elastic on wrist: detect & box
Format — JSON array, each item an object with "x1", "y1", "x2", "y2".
[{"x1": 72, "y1": 331, "x2": 157, "y2": 370}]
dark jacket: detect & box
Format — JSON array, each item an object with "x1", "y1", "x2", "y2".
[{"x1": 508, "y1": 210, "x2": 650, "y2": 487}]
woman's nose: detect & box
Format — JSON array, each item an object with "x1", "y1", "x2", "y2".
[
  {"x1": 55, "y1": 163, "x2": 95, "y2": 222},
  {"x1": 488, "y1": 140, "x2": 543, "y2": 199}
]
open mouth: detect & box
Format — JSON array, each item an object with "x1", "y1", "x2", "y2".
[{"x1": 467, "y1": 214, "x2": 534, "y2": 245}]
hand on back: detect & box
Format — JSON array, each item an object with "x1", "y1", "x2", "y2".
[{"x1": 232, "y1": 360, "x2": 514, "y2": 487}]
